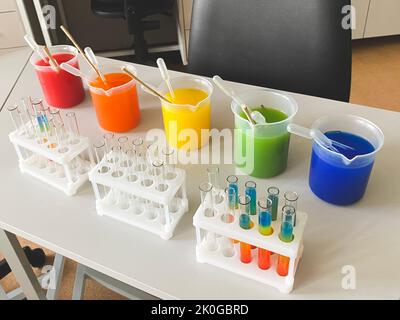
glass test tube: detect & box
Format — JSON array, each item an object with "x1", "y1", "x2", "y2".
[
  {"x1": 223, "y1": 187, "x2": 236, "y2": 223},
  {"x1": 7, "y1": 105, "x2": 23, "y2": 132},
  {"x1": 207, "y1": 166, "x2": 224, "y2": 204},
  {"x1": 111, "y1": 145, "x2": 123, "y2": 177},
  {"x1": 125, "y1": 149, "x2": 138, "y2": 182},
  {"x1": 245, "y1": 181, "x2": 257, "y2": 215},
  {"x1": 199, "y1": 182, "x2": 216, "y2": 218},
  {"x1": 50, "y1": 109, "x2": 69, "y2": 153},
  {"x1": 118, "y1": 136, "x2": 131, "y2": 172},
  {"x1": 239, "y1": 194, "x2": 252, "y2": 264},
  {"x1": 277, "y1": 205, "x2": 295, "y2": 277},
  {"x1": 103, "y1": 132, "x2": 115, "y2": 157},
  {"x1": 65, "y1": 112, "x2": 80, "y2": 145},
  {"x1": 162, "y1": 146, "x2": 179, "y2": 213},
  {"x1": 267, "y1": 186, "x2": 280, "y2": 221},
  {"x1": 153, "y1": 159, "x2": 168, "y2": 192},
  {"x1": 31, "y1": 99, "x2": 49, "y2": 133},
  {"x1": 199, "y1": 182, "x2": 217, "y2": 251},
  {"x1": 257, "y1": 199, "x2": 273, "y2": 270},
  {"x1": 133, "y1": 137, "x2": 146, "y2": 173},
  {"x1": 226, "y1": 175, "x2": 239, "y2": 208},
  {"x1": 21, "y1": 97, "x2": 36, "y2": 138},
  {"x1": 162, "y1": 146, "x2": 176, "y2": 180},
  {"x1": 93, "y1": 139, "x2": 108, "y2": 173},
  {"x1": 284, "y1": 191, "x2": 298, "y2": 226}
]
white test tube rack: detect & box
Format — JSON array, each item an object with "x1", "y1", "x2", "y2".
[
  {"x1": 193, "y1": 193, "x2": 308, "y2": 294},
  {"x1": 88, "y1": 152, "x2": 188, "y2": 240},
  {"x1": 8, "y1": 126, "x2": 94, "y2": 196}
]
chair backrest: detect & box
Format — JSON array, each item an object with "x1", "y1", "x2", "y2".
[{"x1": 188, "y1": 0, "x2": 352, "y2": 102}]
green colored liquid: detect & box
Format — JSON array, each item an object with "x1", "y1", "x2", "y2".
[{"x1": 235, "y1": 107, "x2": 290, "y2": 178}]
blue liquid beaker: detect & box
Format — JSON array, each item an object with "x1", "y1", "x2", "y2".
[{"x1": 309, "y1": 115, "x2": 384, "y2": 205}]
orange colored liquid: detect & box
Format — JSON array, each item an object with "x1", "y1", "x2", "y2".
[
  {"x1": 240, "y1": 242, "x2": 252, "y2": 263},
  {"x1": 89, "y1": 73, "x2": 140, "y2": 132},
  {"x1": 277, "y1": 255, "x2": 290, "y2": 276},
  {"x1": 258, "y1": 249, "x2": 271, "y2": 270}
]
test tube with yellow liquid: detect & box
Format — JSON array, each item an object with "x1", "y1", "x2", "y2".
[{"x1": 157, "y1": 76, "x2": 213, "y2": 150}]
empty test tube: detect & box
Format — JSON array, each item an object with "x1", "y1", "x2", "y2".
[
  {"x1": 65, "y1": 112, "x2": 80, "y2": 145},
  {"x1": 284, "y1": 191, "x2": 298, "y2": 226},
  {"x1": 199, "y1": 182, "x2": 217, "y2": 251},
  {"x1": 257, "y1": 199, "x2": 273, "y2": 270},
  {"x1": 7, "y1": 105, "x2": 24, "y2": 132},
  {"x1": 267, "y1": 186, "x2": 280, "y2": 221},
  {"x1": 152, "y1": 159, "x2": 168, "y2": 192},
  {"x1": 239, "y1": 194, "x2": 252, "y2": 264},
  {"x1": 207, "y1": 167, "x2": 224, "y2": 204},
  {"x1": 226, "y1": 175, "x2": 239, "y2": 208},
  {"x1": 133, "y1": 138, "x2": 147, "y2": 173},
  {"x1": 277, "y1": 205, "x2": 295, "y2": 277},
  {"x1": 162, "y1": 146, "x2": 176, "y2": 180},
  {"x1": 50, "y1": 109, "x2": 68, "y2": 153},
  {"x1": 199, "y1": 182, "x2": 216, "y2": 218},
  {"x1": 245, "y1": 181, "x2": 257, "y2": 215},
  {"x1": 104, "y1": 133, "x2": 117, "y2": 166}
]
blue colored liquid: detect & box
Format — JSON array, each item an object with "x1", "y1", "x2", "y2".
[
  {"x1": 245, "y1": 186, "x2": 257, "y2": 215},
  {"x1": 309, "y1": 131, "x2": 375, "y2": 205},
  {"x1": 239, "y1": 214, "x2": 251, "y2": 229},
  {"x1": 280, "y1": 221, "x2": 293, "y2": 242},
  {"x1": 228, "y1": 182, "x2": 239, "y2": 208}
]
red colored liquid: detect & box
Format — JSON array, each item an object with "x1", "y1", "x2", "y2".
[
  {"x1": 35, "y1": 53, "x2": 85, "y2": 108},
  {"x1": 258, "y1": 248, "x2": 271, "y2": 270}
]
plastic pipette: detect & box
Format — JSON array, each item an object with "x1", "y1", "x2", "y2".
[
  {"x1": 213, "y1": 75, "x2": 256, "y2": 125},
  {"x1": 60, "y1": 63, "x2": 89, "y2": 82},
  {"x1": 24, "y1": 34, "x2": 59, "y2": 72},
  {"x1": 156, "y1": 58, "x2": 175, "y2": 99},
  {"x1": 287, "y1": 123, "x2": 354, "y2": 153},
  {"x1": 84, "y1": 47, "x2": 107, "y2": 84}
]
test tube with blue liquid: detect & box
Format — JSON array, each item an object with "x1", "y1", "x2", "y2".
[
  {"x1": 239, "y1": 194, "x2": 252, "y2": 264},
  {"x1": 284, "y1": 191, "x2": 298, "y2": 226},
  {"x1": 226, "y1": 175, "x2": 239, "y2": 208},
  {"x1": 245, "y1": 181, "x2": 257, "y2": 215},
  {"x1": 277, "y1": 205, "x2": 295, "y2": 276},
  {"x1": 267, "y1": 186, "x2": 280, "y2": 221},
  {"x1": 257, "y1": 198, "x2": 273, "y2": 270}
]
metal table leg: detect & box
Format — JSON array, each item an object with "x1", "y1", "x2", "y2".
[{"x1": 0, "y1": 229, "x2": 46, "y2": 300}]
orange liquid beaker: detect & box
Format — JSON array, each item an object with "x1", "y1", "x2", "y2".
[{"x1": 88, "y1": 66, "x2": 140, "y2": 132}]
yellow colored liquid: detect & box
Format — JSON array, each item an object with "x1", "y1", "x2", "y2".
[{"x1": 162, "y1": 88, "x2": 211, "y2": 150}]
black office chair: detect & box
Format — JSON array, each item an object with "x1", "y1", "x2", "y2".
[
  {"x1": 188, "y1": 0, "x2": 352, "y2": 102},
  {"x1": 91, "y1": 0, "x2": 175, "y2": 63}
]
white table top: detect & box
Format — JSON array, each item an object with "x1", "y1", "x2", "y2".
[
  {"x1": 1, "y1": 56, "x2": 400, "y2": 299},
  {"x1": 0, "y1": 47, "x2": 31, "y2": 110}
]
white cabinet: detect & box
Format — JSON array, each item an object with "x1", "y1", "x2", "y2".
[
  {"x1": 0, "y1": 12, "x2": 26, "y2": 49},
  {"x1": 364, "y1": 0, "x2": 400, "y2": 37},
  {"x1": 0, "y1": 0, "x2": 16, "y2": 12},
  {"x1": 352, "y1": 0, "x2": 370, "y2": 39}
]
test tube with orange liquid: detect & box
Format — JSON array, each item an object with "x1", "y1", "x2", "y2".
[{"x1": 87, "y1": 65, "x2": 140, "y2": 133}]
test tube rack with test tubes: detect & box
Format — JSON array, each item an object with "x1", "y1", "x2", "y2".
[
  {"x1": 88, "y1": 135, "x2": 188, "y2": 240},
  {"x1": 7, "y1": 98, "x2": 94, "y2": 196},
  {"x1": 193, "y1": 169, "x2": 308, "y2": 294}
]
